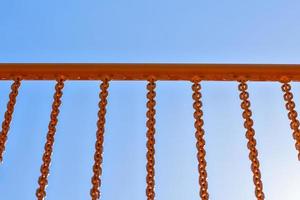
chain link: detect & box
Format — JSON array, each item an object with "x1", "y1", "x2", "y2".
[
  {"x1": 191, "y1": 80, "x2": 209, "y2": 200},
  {"x1": 0, "y1": 78, "x2": 21, "y2": 163},
  {"x1": 36, "y1": 78, "x2": 65, "y2": 200},
  {"x1": 146, "y1": 78, "x2": 156, "y2": 200},
  {"x1": 90, "y1": 79, "x2": 109, "y2": 200},
  {"x1": 281, "y1": 81, "x2": 300, "y2": 160},
  {"x1": 238, "y1": 80, "x2": 265, "y2": 200}
]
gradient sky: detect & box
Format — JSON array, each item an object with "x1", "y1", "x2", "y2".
[{"x1": 1, "y1": 0, "x2": 300, "y2": 200}]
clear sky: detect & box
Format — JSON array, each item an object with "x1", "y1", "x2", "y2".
[{"x1": 0, "y1": 0, "x2": 300, "y2": 200}]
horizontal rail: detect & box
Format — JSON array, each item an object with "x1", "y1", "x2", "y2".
[{"x1": 0, "y1": 63, "x2": 300, "y2": 81}]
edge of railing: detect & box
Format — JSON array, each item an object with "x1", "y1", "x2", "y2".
[{"x1": 0, "y1": 63, "x2": 300, "y2": 81}]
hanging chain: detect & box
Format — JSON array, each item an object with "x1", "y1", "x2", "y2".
[
  {"x1": 90, "y1": 78, "x2": 109, "y2": 200},
  {"x1": 238, "y1": 80, "x2": 265, "y2": 200},
  {"x1": 36, "y1": 78, "x2": 65, "y2": 200},
  {"x1": 0, "y1": 78, "x2": 21, "y2": 163},
  {"x1": 191, "y1": 79, "x2": 209, "y2": 200},
  {"x1": 146, "y1": 77, "x2": 156, "y2": 200},
  {"x1": 280, "y1": 80, "x2": 300, "y2": 160}
]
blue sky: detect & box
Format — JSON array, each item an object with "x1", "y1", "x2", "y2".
[
  {"x1": 1, "y1": 0, "x2": 300, "y2": 63},
  {"x1": 1, "y1": 0, "x2": 300, "y2": 200}
]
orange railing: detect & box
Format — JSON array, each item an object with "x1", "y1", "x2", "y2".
[{"x1": 0, "y1": 63, "x2": 300, "y2": 200}]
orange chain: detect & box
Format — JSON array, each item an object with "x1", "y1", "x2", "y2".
[
  {"x1": 36, "y1": 78, "x2": 65, "y2": 200},
  {"x1": 90, "y1": 78, "x2": 109, "y2": 200},
  {"x1": 0, "y1": 78, "x2": 21, "y2": 163},
  {"x1": 238, "y1": 80, "x2": 265, "y2": 200},
  {"x1": 146, "y1": 78, "x2": 156, "y2": 200},
  {"x1": 191, "y1": 80, "x2": 209, "y2": 200},
  {"x1": 280, "y1": 80, "x2": 300, "y2": 160}
]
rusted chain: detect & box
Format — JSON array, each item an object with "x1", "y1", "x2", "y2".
[
  {"x1": 146, "y1": 77, "x2": 156, "y2": 200},
  {"x1": 36, "y1": 78, "x2": 65, "y2": 200},
  {"x1": 0, "y1": 78, "x2": 21, "y2": 163},
  {"x1": 238, "y1": 80, "x2": 265, "y2": 200},
  {"x1": 90, "y1": 78, "x2": 109, "y2": 200},
  {"x1": 191, "y1": 79, "x2": 209, "y2": 200},
  {"x1": 280, "y1": 80, "x2": 300, "y2": 161}
]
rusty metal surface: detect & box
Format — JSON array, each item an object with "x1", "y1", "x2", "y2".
[
  {"x1": 0, "y1": 63, "x2": 300, "y2": 81},
  {"x1": 0, "y1": 64, "x2": 299, "y2": 199}
]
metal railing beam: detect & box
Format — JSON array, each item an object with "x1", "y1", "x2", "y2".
[{"x1": 0, "y1": 63, "x2": 299, "y2": 81}]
